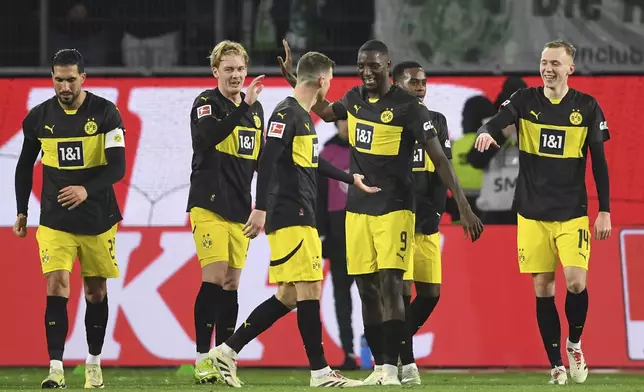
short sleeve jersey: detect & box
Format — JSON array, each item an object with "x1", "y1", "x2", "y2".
[{"x1": 331, "y1": 85, "x2": 436, "y2": 216}]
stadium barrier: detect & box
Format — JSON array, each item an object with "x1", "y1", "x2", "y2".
[{"x1": 1, "y1": 77, "x2": 642, "y2": 367}]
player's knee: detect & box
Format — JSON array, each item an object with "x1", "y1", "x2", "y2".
[
  {"x1": 402, "y1": 280, "x2": 413, "y2": 297},
  {"x1": 566, "y1": 279, "x2": 586, "y2": 294},
  {"x1": 379, "y1": 269, "x2": 403, "y2": 295},
  {"x1": 223, "y1": 268, "x2": 242, "y2": 290},
  {"x1": 532, "y1": 273, "x2": 556, "y2": 297},
  {"x1": 83, "y1": 278, "x2": 107, "y2": 303},
  {"x1": 276, "y1": 285, "x2": 297, "y2": 309},
  {"x1": 46, "y1": 271, "x2": 70, "y2": 297},
  {"x1": 201, "y1": 260, "x2": 228, "y2": 286}
]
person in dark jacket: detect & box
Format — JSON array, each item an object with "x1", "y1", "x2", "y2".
[{"x1": 316, "y1": 119, "x2": 358, "y2": 370}]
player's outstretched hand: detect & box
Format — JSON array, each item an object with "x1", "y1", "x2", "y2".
[
  {"x1": 460, "y1": 206, "x2": 483, "y2": 242},
  {"x1": 352, "y1": 174, "x2": 381, "y2": 194},
  {"x1": 58, "y1": 185, "x2": 88, "y2": 210},
  {"x1": 277, "y1": 39, "x2": 297, "y2": 88},
  {"x1": 244, "y1": 75, "x2": 265, "y2": 106},
  {"x1": 474, "y1": 133, "x2": 499, "y2": 152},
  {"x1": 243, "y1": 209, "x2": 266, "y2": 239},
  {"x1": 13, "y1": 214, "x2": 27, "y2": 238},
  {"x1": 594, "y1": 211, "x2": 612, "y2": 240}
]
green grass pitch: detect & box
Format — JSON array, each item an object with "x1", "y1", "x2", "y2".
[{"x1": 1, "y1": 367, "x2": 644, "y2": 391}]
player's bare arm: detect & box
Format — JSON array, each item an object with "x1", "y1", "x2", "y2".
[
  {"x1": 423, "y1": 137, "x2": 483, "y2": 241},
  {"x1": 278, "y1": 39, "x2": 337, "y2": 122}
]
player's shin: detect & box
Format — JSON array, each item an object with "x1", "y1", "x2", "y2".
[
  {"x1": 226, "y1": 295, "x2": 292, "y2": 354},
  {"x1": 85, "y1": 295, "x2": 109, "y2": 363},
  {"x1": 399, "y1": 294, "x2": 414, "y2": 366},
  {"x1": 45, "y1": 296, "x2": 69, "y2": 365},
  {"x1": 194, "y1": 282, "x2": 223, "y2": 359},
  {"x1": 216, "y1": 290, "x2": 239, "y2": 346},
  {"x1": 565, "y1": 288, "x2": 588, "y2": 344},
  {"x1": 536, "y1": 296, "x2": 563, "y2": 367}
]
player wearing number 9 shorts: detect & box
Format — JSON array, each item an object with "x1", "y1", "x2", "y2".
[
  {"x1": 476, "y1": 40, "x2": 612, "y2": 385},
  {"x1": 13, "y1": 49, "x2": 126, "y2": 388}
]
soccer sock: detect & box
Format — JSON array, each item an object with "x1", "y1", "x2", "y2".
[
  {"x1": 296, "y1": 300, "x2": 328, "y2": 371},
  {"x1": 536, "y1": 296, "x2": 563, "y2": 368},
  {"x1": 565, "y1": 288, "x2": 588, "y2": 344},
  {"x1": 363, "y1": 324, "x2": 385, "y2": 366},
  {"x1": 85, "y1": 295, "x2": 109, "y2": 356},
  {"x1": 227, "y1": 295, "x2": 291, "y2": 354},
  {"x1": 383, "y1": 319, "x2": 405, "y2": 366},
  {"x1": 194, "y1": 282, "x2": 223, "y2": 354},
  {"x1": 400, "y1": 295, "x2": 440, "y2": 365},
  {"x1": 216, "y1": 290, "x2": 239, "y2": 346},
  {"x1": 400, "y1": 295, "x2": 414, "y2": 365},
  {"x1": 45, "y1": 296, "x2": 69, "y2": 362}
]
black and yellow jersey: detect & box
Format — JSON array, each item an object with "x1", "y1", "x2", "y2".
[
  {"x1": 187, "y1": 88, "x2": 264, "y2": 224},
  {"x1": 412, "y1": 111, "x2": 451, "y2": 235},
  {"x1": 22, "y1": 92, "x2": 125, "y2": 235},
  {"x1": 485, "y1": 86, "x2": 610, "y2": 221},
  {"x1": 259, "y1": 97, "x2": 320, "y2": 233},
  {"x1": 331, "y1": 85, "x2": 435, "y2": 216}
]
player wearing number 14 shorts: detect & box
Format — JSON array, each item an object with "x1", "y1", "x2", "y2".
[{"x1": 475, "y1": 40, "x2": 612, "y2": 385}]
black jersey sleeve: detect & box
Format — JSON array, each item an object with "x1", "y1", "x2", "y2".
[
  {"x1": 436, "y1": 112, "x2": 452, "y2": 159},
  {"x1": 407, "y1": 101, "x2": 437, "y2": 145},
  {"x1": 15, "y1": 114, "x2": 41, "y2": 216},
  {"x1": 191, "y1": 95, "x2": 250, "y2": 150},
  {"x1": 318, "y1": 157, "x2": 354, "y2": 184},
  {"x1": 587, "y1": 99, "x2": 610, "y2": 144},
  {"x1": 254, "y1": 103, "x2": 265, "y2": 173},
  {"x1": 254, "y1": 110, "x2": 296, "y2": 210},
  {"x1": 331, "y1": 91, "x2": 350, "y2": 120},
  {"x1": 103, "y1": 103, "x2": 125, "y2": 135},
  {"x1": 479, "y1": 89, "x2": 523, "y2": 140}
]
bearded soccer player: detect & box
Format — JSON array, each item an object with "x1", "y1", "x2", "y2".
[
  {"x1": 13, "y1": 49, "x2": 125, "y2": 389},
  {"x1": 392, "y1": 61, "x2": 451, "y2": 385},
  {"x1": 187, "y1": 40, "x2": 265, "y2": 383},
  {"x1": 279, "y1": 40, "x2": 482, "y2": 385},
  {"x1": 475, "y1": 40, "x2": 611, "y2": 385},
  {"x1": 209, "y1": 51, "x2": 377, "y2": 388}
]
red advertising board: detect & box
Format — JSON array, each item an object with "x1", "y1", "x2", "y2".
[{"x1": 0, "y1": 77, "x2": 642, "y2": 367}]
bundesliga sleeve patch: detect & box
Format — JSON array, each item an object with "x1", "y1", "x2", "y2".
[
  {"x1": 197, "y1": 105, "x2": 212, "y2": 119},
  {"x1": 105, "y1": 128, "x2": 125, "y2": 149},
  {"x1": 267, "y1": 121, "x2": 286, "y2": 138}
]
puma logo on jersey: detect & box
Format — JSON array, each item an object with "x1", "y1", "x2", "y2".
[
  {"x1": 277, "y1": 112, "x2": 286, "y2": 119},
  {"x1": 530, "y1": 110, "x2": 541, "y2": 120},
  {"x1": 199, "y1": 96, "x2": 208, "y2": 102},
  {"x1": 44, "y1": 125, "x2": 55, "y2": 134},
  {"x1": 354, "y1": 104, "x2": 360, "y2": 113},
  {"x1": 304, "y1": 122, "x2": 311, "y2": 131}
]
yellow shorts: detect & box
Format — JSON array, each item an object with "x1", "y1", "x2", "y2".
[
  {"x1": 517, "y1": 214, "x2": 590, "y2": 273},
  {"x1": 403, "y1": 233, "x2": 442, "y2": 284},
  {"x1": 267, "y1": 226, "x2": 323, "y2": 284},
  {"x1": 345, "y1": 210, "x2": 415, "y2": 275},
  {"x1": 189, "y1": 207, "x2": 250, "y2": 269},
  {"x1": 36, "y1": 224, "x2": 119, "y2": 278}
]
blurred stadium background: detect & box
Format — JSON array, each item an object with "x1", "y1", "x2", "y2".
[{"x1": 1, "y1": 0, "x2": 643, "y2": 375}]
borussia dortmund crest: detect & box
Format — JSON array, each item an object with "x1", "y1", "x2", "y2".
[
  {"x1": 569, "y1": 110, "x2": 583, "y2": 125},
  {"x1": 253, "y1": 114, "x2": 262, "y2": 129},
  {"x1": 84, "y1": 118, "x2": 98, "y2": 135},
  {"x1": 40, "y1": 249, "x2": 50, "y2": 264},
  {"x1": 201, "y1": 234, "x2": 213, "y2": 249},
  {"x1": 380, "y1": 109, "x2": 394, "y2": 123}
]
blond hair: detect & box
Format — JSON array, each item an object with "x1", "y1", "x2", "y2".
[
  {"x1": 296, "y1": 51, "x2": 335, "y2": 85},
  {"x1": 208, "y1": 40, "x2": 249, "y2": 69},
  {"x1": 543, "y1": 40, "x2": 576, "y2": 60}
]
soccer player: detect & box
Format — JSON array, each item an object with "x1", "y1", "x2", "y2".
[
  {"x1": 392, "y1": 61, "x2": 450, "y2": 385},
  {"x1": 279, "y1": 40, "x2": 482, "y2": 385},
  {"x1": 13, "y1": 49, "x2": 126, "y2": 389},
  {"x1": 187, "y1": 40, "x2": 265, "y2": 383},
  {"x1": 475, "y1": 40, "x2": 611, "y2": 385},
  {"x1": 209, "y1": 51, "x2": 377, "y2": 388}
]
